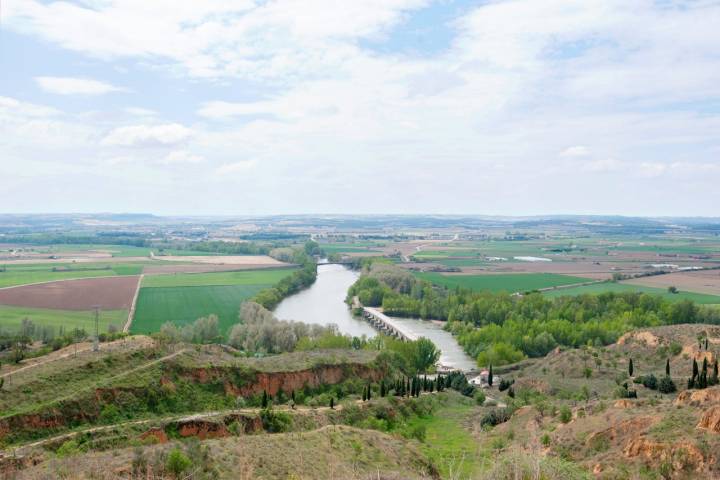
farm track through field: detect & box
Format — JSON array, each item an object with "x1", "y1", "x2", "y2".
[{"x1": 123, "y1": 274, "x2": 144, "y2": 332}]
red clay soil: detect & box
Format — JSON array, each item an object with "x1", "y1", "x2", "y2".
[{"x1": 0, "y1": 276, "x2": 140, "y2": 310}]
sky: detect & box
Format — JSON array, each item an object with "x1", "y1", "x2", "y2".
[{"x1": 1, "y1": 0, "x2": 719, "y2": 216}]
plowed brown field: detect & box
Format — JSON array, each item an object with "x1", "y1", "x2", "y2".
[{"x1": 0, "y1": 276, "x2": 140, "y2": 310}]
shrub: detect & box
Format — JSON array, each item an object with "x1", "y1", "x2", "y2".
[
  {"x1": 559, "y1": 406, "x2": 572, "y2": 423},
  {"x1": 541, "y1": 433, "x2": 551, "y2": 447},
  {"x1": 56, "y1": 440, "x2": 81, "y2": 458},
  {"x1": 658, "y1": 375, "x2": 677, "y2": 394},
  {"x1": 260, "y1": 407, "x2": 292, "y2": 433},
  {"x1": 481, "y1": 408, "x2": 513, "y2": 427},
  {"x1": 165, "y1": 448, "x2": 192, "y2": 477},
  {"x1": 641, "y1": 374, "x2": 658, "y2": 390},
  {"x1": 498, "y1": 378, "x2": 515, "y2": 392},
  {"x1": 474, "y1": 390, "x2": 486, "y2": 405}
]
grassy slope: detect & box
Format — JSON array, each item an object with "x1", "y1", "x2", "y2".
[
  {"x1": 543, "y1": 281, "x2": 720, "y2": 304},
  {"x1": 140, "y1": 268, "x2": 296, "y2": 288},
  {"x1": 405, "y1": 395, "x2": 482, "y2": 479},
  {"x1": 415, "y1": 272, "x2": 591, "y2": 293},
  {"x1": 0, "y1": 305, "x2": 126, "y2": 333}
]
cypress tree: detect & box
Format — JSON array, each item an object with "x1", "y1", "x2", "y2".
[
  {"x1": 693, "y1": 358, "x2": 699, "y2": 380},
  {"x1": 488, "y1": 365, "x2": 494, "y2": 387},
  {"x1": 706, "y1": 338, "x2": 709, "y2": 350},
  {"x1": 362, "y1": 387, "x2": 366, "y2": 402},
  {"x1": 666, "y1": 359, "x2": 670, "y2": 376},
  {"x1": 380, "y1": 380, "x2": 386, "y2": 397},
  {"x1": 712, "y1": 360, "x2": 719, "y2": 386},
  {"x1": 367, "y1": 384, "x2": 371, "y2": 400},
  {"x1": 629, "y1": 358, "x2": 634, "y2": 377},
  {"x1": 330, "y1": 397, "x2": 334, "y2": 409},
  {"x1": 701, "y1": 371, "x2": 708, "y2": 389},
  {"x1": 261, "y1": 390, "x2": 268, "y2": 409}
]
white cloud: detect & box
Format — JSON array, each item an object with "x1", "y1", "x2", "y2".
[
  {"x1": 124, "y1": 107, "x2": 157, "y2": 117},
  {"x1": 0, "y1": 96, "x2": 59, "y2": 117},
  {"x1": 101, "y1": 124, "x2": 193, "y2": 147},
  {"x1": 35, "y1": 76, "x2": 127, "y2": 95},
  {"x1": 160, "y1": 150, "x2": 205, "y2": 165},
  {"x1": 215, "y1": 160, "x2": 257, "y2": 175},
  {"x1": 560, "y1": 146, "x2": 591, "y2": 157}
]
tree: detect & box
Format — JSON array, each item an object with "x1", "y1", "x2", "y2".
[
  {"x1": 165, "y1": 448, "x2": 192, "y2": 478},
  {"x1": 380, "y1": 380, "x2": 386, "y2": 397},
  {"x1": 412, "y1": 338, "x2": 440, "y2": 373},
  {"x1": 488, "y1": 365, "x2": 494, "y2": 387},
  {"x1": 713, "y1": 361, "x2": 719, "y2": 386},
  {"x1": 629, "y1": 358, "x2": 634, "y2": 377},
  {"x1": 693, "y1": 358, "x2": 699, "y2": 381},
  {"x1": 261, "y1": 390, "x2": 268, "y2": 409},
  {"x1": 668, "y1": 286, "x2": 678, "y2": 294},
  {"x1": 367, "y1": 383, "x2": 372, "y2": 400},
  {"x1": 330, "y1": 397, "x2": 335, "y2": 410},
  {"x1": 666, "y1": 359, "x2": 670, "y2": 376}
]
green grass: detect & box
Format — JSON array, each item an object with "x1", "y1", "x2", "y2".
[
  {"x1": 141, "y1": 268, "x2": 296, "y2": 288},
  {"x1": 405, "y1": 398, "x2": 481, "y2": 479},
  {"x1": 543, "y1": 282, "x2": 720, "y2": 304},
  {"x1": 415, "y1": 272, "x2": 591, "y2": 293},
  {"x1": 131, "y1": 284, "x2": 271, "y2": 334},
  {"x1": 0, "y1": 305, "x2": 126, "y2": 333},
  {"x1": 0, "y1": 263, "x2": 145, "y2": 288}
]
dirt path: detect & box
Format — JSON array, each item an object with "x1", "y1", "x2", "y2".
[
  {"x1": 9, "y1": 403, "x2": 347, "y2": 454},
  {"x1": 123, "y1": 274, "x2": 144, "y2": 332}
]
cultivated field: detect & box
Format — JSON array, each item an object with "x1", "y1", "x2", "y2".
[
  {"x1": 623, "y1": 269, "x2": 720, "y2": 296},
  {"x1": 131, "y1": 269, "x2": 296, "y2": 334},
  {"x1": 0, "y1": 305, "x2": 127, "y2": 333},
  {"x1": 0, "y1": 262, "x2": 145, "y2": 288},
  {"x1": 543, "y1": 281, "x2": 720, "y2": 304},
  {"x1": 140, "y1": 268, "x2": 296, "y2": 288},
  {"x1": 415, "y1": 271, "x2": 592, "y2": 293},
  {"x1": 0, "y1": 276, "x2": 140, "y2": 310}
]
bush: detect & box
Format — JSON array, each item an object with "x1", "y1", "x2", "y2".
[
  {"x1": 498, "y1": 378, "x2": 515, "y2": 392},
  {"x1": 165, "y1": 448, "x2": 192, "y2": 477},
  {"x1": 559, "y1": 406, "x2": 571, "y2": 424},
  {"x1": 474, "y1": 390, "x2": 486, "y2": 405},
  {"x1": 641, "y1": 374, "x2": 658, "y2": 390},
  {"x1": 658, "y1": 375, "x2": 677, "y2": 394},
  {"x1": 56, "y1": 440, "x2": 81, "y2": 458},
  {"x1": 260, "y1": 407, "x2": 292, "y2": 433},
  {"x1": 541, "y1": 433, "x2": 551, "y2": 447},
  {"x1": 480, "y1": 408, "x2": 513, "y2": 427}
]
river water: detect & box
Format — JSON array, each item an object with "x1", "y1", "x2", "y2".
[{"x1": 273, "y1": 263, "x2": 476, "y2": 372}]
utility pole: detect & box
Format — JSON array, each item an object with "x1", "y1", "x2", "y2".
[{"x1": 93, "y1": 306, "x2": 100, "y2": 352}]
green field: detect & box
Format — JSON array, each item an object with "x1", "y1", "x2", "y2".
[
  {"x1": 131, "y1": 284, "x2": 271, "y2": 334},
  {"x1": 320, "y1": 243, "x2": 383, "y2": 253},
  {"x1": 0, "y1": 305, "x2": 126, "y2": 333},
  {"x1": 434, "y1": 258, "x2": 490, "y2": 267},
  {"x1": 415, "y1": 272, "x2": 591, "y2": 293},
  {"x1": 140, "y1": 268, "x2": 296, "y2": 288},
  {"x1": 543, "y1": 282, "x2": 720, "y2": 304},
  {"x1": 0, "y1": 262, "x2": 146, "y2": 288}
]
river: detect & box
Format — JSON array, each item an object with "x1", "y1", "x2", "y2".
[{"x1": 273, "y1": 263, "x2": 476, "y2": 372}]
